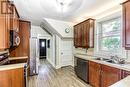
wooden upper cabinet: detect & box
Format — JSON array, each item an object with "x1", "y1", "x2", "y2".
[
  {"x1": 122, "y1": 1, "x2": 130, "y2": 50},
  {"x1": 0, "y1": 0, "x2": 12, "y2": 50},
  {"x1": 89, "y1": 61, "x2": 101, "y2": 87},
  {"x1": 74, "y1": 18, "x2": 95, "y2": 48},
  {"x1": 74, "y1": 25, "x2": 78, "y2": 47},
  {"x1": 10, "y1": 20, "x2": 30, "y2": 58},
  {"x1": 10, "y1": 5, "x2": 19, "y2": 31},
  {"x1": 101, "y1": 65, "x2": 122, "y2": 87}
]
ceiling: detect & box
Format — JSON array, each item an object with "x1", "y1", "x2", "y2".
[{"x1": 12, "y1": 0, "x2": 126, "y2": 24}]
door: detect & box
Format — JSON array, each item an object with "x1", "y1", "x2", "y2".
[
  {"x1": 61, "y1": 40, "x2": 73, "y2": 67},
  {"x1": 39, "y1": 39, "x2": 47, "y2": 59}
]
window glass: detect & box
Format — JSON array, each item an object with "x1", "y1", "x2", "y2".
[{"x1": 99, "y1": 17, "x2": 121, "y2": 52}]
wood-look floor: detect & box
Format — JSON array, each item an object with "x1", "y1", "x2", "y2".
[{"x1": 29, "y1": 59, "x2": 91, "y2": 87}]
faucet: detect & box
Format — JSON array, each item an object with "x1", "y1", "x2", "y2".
[{"x1": 110, "y1": 55, "x2": 125, "y2": 64}]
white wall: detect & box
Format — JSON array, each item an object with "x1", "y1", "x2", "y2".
[
  {"x1": 31, "y1": 25, "x2": 51, "y2": 37},
  {"x1": 30, "y1": 25, "x2": 54, "y2": 67},
  {"x1": 44, "y1": 18, "x2": 74, "y2": 38}
]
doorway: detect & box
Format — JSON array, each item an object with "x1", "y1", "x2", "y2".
[{"x1": 39, "y1": 39, "x2": 47, "y2": 59}]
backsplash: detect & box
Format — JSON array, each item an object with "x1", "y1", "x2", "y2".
[
  {"x1": 74, "y1": 48, "x2": 94, "y2": 56},
  {"x1": 74, "y1": 47, "x2": 130, "y2": 62}
]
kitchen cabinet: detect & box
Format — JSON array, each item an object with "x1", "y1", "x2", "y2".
[
  {"x1": 0, "y1": 68, "x2": 25, "y2": 87},
  {"x1": 74, "y1": 24, "x2": 82, "y2": 47},
  {"x1": 88, "y1": 61, "x2": 122, "y2": 87},
  {"x1": 122, "y1": 1, "x2": 130, "y2": 50},
  {"x1": 101, "y1": 64, "x2": 122, "y2": 87},
  {"x1": 0, "y1": 0, "x2": 13, "y2": 50},
  {"x1": 10, "y1": 20, "x2": 30, "y2": 58},
  {"x1": 74, "y1": 18, "x2": 95, "y2": 48},
  {"x1": 122, "y1": 70, "x2": 130, "y2": 78},
  {"x1": 74, "y1": 57, "x2": 89, "y2": 82},
  {"x1": 10, "y1": 4, "x2": 19, "y2": 31},
  {"x1": 89, "y1": 61, "x2": 101, "y2": 87}
]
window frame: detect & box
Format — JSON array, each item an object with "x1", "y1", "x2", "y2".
[
  {"x1": 95, "y1": 15, "x2": 125, "y2": 57},
  {"x1": 99, "y1": 17, "x2": 121, "y2": 52}
]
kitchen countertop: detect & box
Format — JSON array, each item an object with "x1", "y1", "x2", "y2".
[
  {"x1": 75, "y1": 54, "x2": 130, "y2": 71},
  {"x1": 109, "y1": 76, "x2": 130, "y2": 87},
  {"x1": 9, "y1": 56, "x2": 28, "y2": 60},
  {"x1": 75, "y1": 54, "x2": 130, "y2": 87},
  {"x1": 0, "y1": 63, "x2": 26, "y2": 71}
]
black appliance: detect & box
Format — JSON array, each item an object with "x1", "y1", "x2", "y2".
[
  {"x1": 74, "y1": 57, "x2": 89, "y2": 83},
  {"x1": 0, "y1": 53, "x2": 9, "y2": 65},
  {"x1": 10, "y1": 30, "x2": 20, "y2": 48}
]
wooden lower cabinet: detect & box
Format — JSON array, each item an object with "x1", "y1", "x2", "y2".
[
  {"x1": 89, "y1": 61, "x2": 101, "y2": 87},
  {"x1": 89, "y1": 61, "x2": 123, "y2": 87},
  {"x1": 0, "y1": 68, "x2": 25, "y2": 87},
  {"x1": 101, "y1": 65, "x2": 122, "y2": 87},
  {"x1": 122, "y1": 70, "x2": 130, "y2": 78}
]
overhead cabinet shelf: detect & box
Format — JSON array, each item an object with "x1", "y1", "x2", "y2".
[{"x1": 74, "y1": 18, "x2": 95, "y2": 48}]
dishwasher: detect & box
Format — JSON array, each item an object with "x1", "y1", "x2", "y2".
[{"x1": 74, "y1": 57, "x2": 89, "y2": 83}]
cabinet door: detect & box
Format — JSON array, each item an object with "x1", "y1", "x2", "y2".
[
  {"x1": 11, "y1": 68, "x2": 25, "y2": 87},
  {"x1": 101, "y1": 65, "x2": 122, "y2": 87},
  {"x1": 89, "y1": 61, "x2": 101, "y2": 87},
  {"x1": 0, "y1": 0, "x2": 10, "y2": 50},
  {"x1": 10, "y1": 5, "x2": 19, "y2": 31},
  {"x1": 74, "y1": 25, "x2": 78, "y2": 47},
  {"x1": 123, "y1": 1, "x2": 130, "y2": 49},
  {"x1": 89, "y1": 19, "x2": 95, "y2": 48},
  {"x1": 122, "y1": 70, "x2": 130, "y2": 78},
  {"x1": 0, "y1": 68, "x2": 25, "y2": 87},
  {"x1": 83, "y1": 21, "x2": 89, "y2": 48},
  {"x1": 77, "y1": 24, "x2": 82, "y2": 47},
  {"x1": 0, "y1": 70, "x2": 11, "y2": 87}
]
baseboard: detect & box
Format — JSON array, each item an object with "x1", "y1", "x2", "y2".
[
  {"x1": 55, "y1": 65, "x2": 61, "y2": 69},
  {"x1": 47, "y1": 58, "x2": 55, "y2": 68}
]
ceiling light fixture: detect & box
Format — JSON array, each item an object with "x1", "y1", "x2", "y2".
[{"x1": 56, "y1": 0, "x2": 73, "y2": 13}]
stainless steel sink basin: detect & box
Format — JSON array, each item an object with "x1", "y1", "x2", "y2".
[
  {"x1": 94, "y1": 57, "x2": 126, "y2": 64},
  {"x1": 94, "y1": 57, "x2": 110, "y2": 61}
]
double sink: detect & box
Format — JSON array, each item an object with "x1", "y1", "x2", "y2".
[{"x1": 94, "y1": 57, "x2": 126, "y2": 64}]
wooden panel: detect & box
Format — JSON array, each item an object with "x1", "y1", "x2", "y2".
[
  {"x1": 11, "y1": 68, "x2": 25, "y2": 87},
  {"x1": 10, "y1": 20, "x2": 30, "y2": 58},
  {"x1": 122, "y1": 70, "x2": 130, "y2": 78},
  {"x1": 10, "y1": 5, "x2": 19, "y2": 31},
  {"x1": 89, "y1": 19, "x2": 95, "y2": 48},
  {"x1": 101, "y1": 64, "x2": 122, "y2": 87},
  {"x1": 0, "y1": 70, "x2": 11, "y2": 87},
  {"x1": 82, "y1": 21, "x2": 89, "y2": 48},
  {"x1": 0, "y1": 68, "x2": 25, "y2": 87},
  {"x1": 74, "y1": 18, "x2": 95, "y2": 48},
  {"x1": 122, "y1": 1, "x2": 130, "y2": 49},
  {"x1": 77, "y1": 24, "x2": 82, "y2": 47},
  {"x1": 89, "y1": 61, "x2": 101, "y2": 87},
  {"x1": 0, "y1": 0, "x2": 11, "y2": 50},
  {"x1": 74, "y1": 25, "x2": 78, "y2": 47}
]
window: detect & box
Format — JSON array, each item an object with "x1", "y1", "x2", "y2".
[
  {"x1": 41, "y1": 42, "x2": 45, "y2": 47},
  {"x1": 99, "y1": 17, "x2": 121, "y2": 52}
]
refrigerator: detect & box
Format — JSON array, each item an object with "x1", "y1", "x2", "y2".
[{"x1": 30, "y1": 37, "x2": 39, "y2": 75}]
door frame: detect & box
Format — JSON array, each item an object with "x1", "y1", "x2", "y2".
[
  {"x1": 37, "y1": 35, "x2": 51, "y2": 61},
  {"x1": 39, "y1": 39, "x2": 47, "y2": 59}
]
